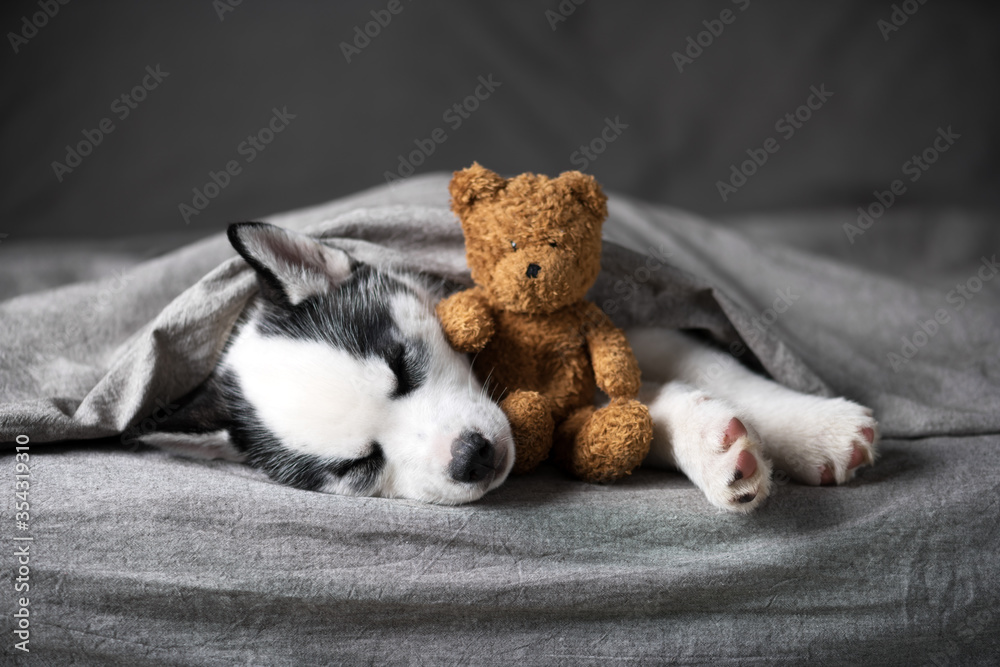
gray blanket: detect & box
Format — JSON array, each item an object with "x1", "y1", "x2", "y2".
[
  {"x1": 1, "y1": 175, "x2": 998, "y2": 664},
  {"x1": 3, "y1": 175, "x2": 997, "y2": 442}
]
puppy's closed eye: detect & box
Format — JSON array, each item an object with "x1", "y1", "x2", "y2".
[{"x1": 387, "y1": 342, "x2": 427, "y2": 398}]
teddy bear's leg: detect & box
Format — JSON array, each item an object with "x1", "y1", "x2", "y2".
[
  {"x1": 501, "y1": 390, "x2": 555, "y2": 474},
  {"x1": 553, "y1": 398, "x2": 653, "y2": 484}
]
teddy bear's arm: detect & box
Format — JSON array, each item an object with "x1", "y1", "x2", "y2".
[
  {"x1": 581, "y1": 303, "x2": 642, "y2": 399},
  {"x1": 435, "y1": 287, "x2": 496, "y2": 353}
]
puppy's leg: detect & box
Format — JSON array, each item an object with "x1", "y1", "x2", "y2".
[
  {"x1": 642, "y1": 381, "x2": 772, "y2": 513},
  {"x1": 630, "y1": 328, "x2": 878, "y2": 486},
  {"x1": 139, "y1": 431, "x2": 245, "y2": 461}
]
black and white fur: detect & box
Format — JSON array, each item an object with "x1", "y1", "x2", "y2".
[
  {"x1": 145, "y1": 222, "x2": 878, "y2": 512},
  {"x1": 146, "y1": 222, "x2": 514, "y2": 505}
]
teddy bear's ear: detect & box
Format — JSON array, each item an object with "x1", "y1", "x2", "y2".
[
  {"x1": 449, "y1": 162, "x2": 507, "y2": 218},
  {"x1": 559, "y1": 170, "x2": 608, "y2": 219}
]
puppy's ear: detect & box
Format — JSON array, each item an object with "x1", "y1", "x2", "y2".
[
  {"x1": 559, "y1": 170, "x2": 608, "y2": 219},
  {"x1": 227, "y1": 222, "x2": 354, "y2": 306},
  {"x1": 449, "y1": 162, "x2": 507, "y2": 219}
]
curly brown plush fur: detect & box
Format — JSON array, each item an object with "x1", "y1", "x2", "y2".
[{"x1": 436, "y1": 163, "x2": 653, "y2": 482}]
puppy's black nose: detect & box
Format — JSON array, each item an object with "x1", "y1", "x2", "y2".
[
  {"x1": 449, "y1": 431, "x2": 495, "y2": 483},
  {"x1": 526, "y1": 263, "x2": 541, "y2": 278}
]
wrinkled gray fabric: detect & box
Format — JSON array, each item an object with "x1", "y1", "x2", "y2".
[
  {"x1": 1, "y1": 175, "x2": 998, "y2": 664},
  {"x1": 6, "y1": 435, "x2": 1000, "y2": 665}
]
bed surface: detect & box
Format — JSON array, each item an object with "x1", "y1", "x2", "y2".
[{"x1": 23, "y1": 434, "x2": 999, "y2": 666}]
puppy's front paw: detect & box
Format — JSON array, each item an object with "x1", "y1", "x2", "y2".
[
  {"x1": 767, "y1": 397, "x2": 879, "y2": 486},
  {"x1": 647, "y1": 385, "x2": 773, "y2": 514},
  {"x1": 703, "y1": 415, "x2": 773, "y2": 514}
]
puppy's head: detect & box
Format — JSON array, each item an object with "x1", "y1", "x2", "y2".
[{"x1": 152, "y1": 222, "x2": 514, "y2": 505}]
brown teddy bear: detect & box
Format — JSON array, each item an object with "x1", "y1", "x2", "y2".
[{"x1": 436, "y1": 162, "x2": 654, "y2": 483}]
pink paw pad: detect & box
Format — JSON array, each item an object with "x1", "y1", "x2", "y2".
[
  {"x1": 861, "y1": 427, "x2": 875, "y2": 444},
  {"x1": 722, "y1": 418, "x2": 747, "y2": 451},
  {"x1": 732, "y1": 450, "x2": 757, "y2": 482},
  {"x1": 819, "y1": 465, "x2": 835, "y2": 485},
  {"x1": 848, "y1": 445, "x2": 867, "y2": 469}
]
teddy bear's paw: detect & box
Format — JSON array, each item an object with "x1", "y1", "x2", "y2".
[
  {"x1": 501, "y1": 390, "x2": 555, "y2": 475},
  {"x1": 435, "y1": 291, "x2": 495, "y2": 353},
  {"x1": 645, "y1": 383, "x2": 772, "y2": 514},
  {"x1": 752, "y1": 395, "x2": 879, "y2": 486},
  {"x1": 560, "y1": 399, "x2": 653, "y2": 484}
]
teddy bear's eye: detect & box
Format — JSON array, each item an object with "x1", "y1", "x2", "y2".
[
  {"x1": 510, "y1": 241, "x2": 517, "y2": 251},
  {"x1": 548, "y1": 241, "x2": 558, "y2": 248}
]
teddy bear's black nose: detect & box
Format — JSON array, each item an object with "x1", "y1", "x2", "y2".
[{"x1": 526, "y1": 263, "x2": 541, "y2": 279}]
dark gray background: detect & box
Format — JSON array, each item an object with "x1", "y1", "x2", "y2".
[{"x1": 2, "y1": 0, "x2": 998, "y2": 240}]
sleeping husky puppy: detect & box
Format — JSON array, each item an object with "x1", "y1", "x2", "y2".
[
  {"x1": 145, "y1": 222, "x2": 514, "y2": 506},
  {"x1": 145, "y1": 222, "x2": 878, "y2": 512}
]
